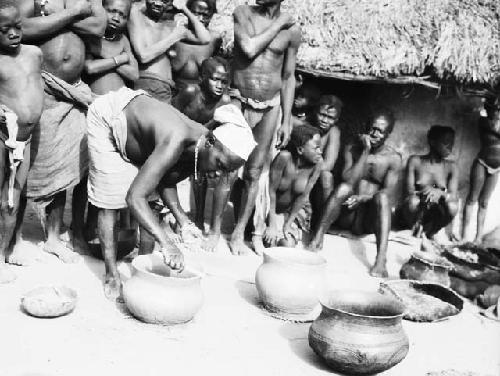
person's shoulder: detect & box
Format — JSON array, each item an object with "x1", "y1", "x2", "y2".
[
  {"x1": 21, "y1": 44, "x2": 42, "y2": 56},
  {"x1": 289, "y1": 23, "x2": 302, "y2": 42},
  {"x1": 274, "y1": 150, "x2": 293, "y2": 166},
  {"x1": 381, "y1": 144, "x2": 403, "y2": 166}
]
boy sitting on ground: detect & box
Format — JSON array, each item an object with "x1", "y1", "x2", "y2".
[{"x1": 264, "y1": 125, "x2": 323, "y2": 247}]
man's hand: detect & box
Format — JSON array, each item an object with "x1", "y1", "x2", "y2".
[
  {"x1": 421, "y1": 186, "x2": 444, "y2": 204},
  {"x1": 344, "y1": 194, "x2": 370, "y2": 210},
  {"x1": 276, "y1": 122, "x2": 291, "y2": 149},
  {"x1": 359, "y1": 134, "x2": 371, "y2": 152},
  {"x1": 160, "y1": 244, "x2": 185, "y2": 271},
  {"x1": 264, "y1": 225, "x2": 279, "y2": 247},
  {"x1": 277, "y1": 13, "x2": 296, "y2": 30},
  {"x1": 173, "y1": 0, "x2": 187, "y2": 11},
  {"x1": 71, "y1": 0, "x2": 93, "y2": 18},
  {"x1": 282, "y1": 222, "x2": 294, "y2": 241}
]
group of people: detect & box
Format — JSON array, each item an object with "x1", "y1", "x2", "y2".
[{"x1": 0, "y1": 0, "x2": 499, "y2": 300}]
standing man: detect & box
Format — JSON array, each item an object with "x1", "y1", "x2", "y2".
[
  {"x1": 308, "y1": 109, "x2": 402, "y2": 278},
  {"x1": 229, "y1": 0, "x2": 301, "y2": 255},
  {"x1": 84, "y1": 0, "x2": 139, "y2": 94},
  {"x1": 128, "y1": 0, "x2": 211, "y2": 103},
  {"x1": 19, "y1": 0, "x2": 106, "y2": 261}
]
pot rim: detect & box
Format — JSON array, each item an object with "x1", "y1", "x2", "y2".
[
  {"x1": 263, "y1": 247, "x2": 327, "y2": 268},
  {"x1": 319, "y1": 290, "x2": 405, "y2": 319},
  {"x1": 131, "y1": 255, "x2": 202, "y2": 284}
]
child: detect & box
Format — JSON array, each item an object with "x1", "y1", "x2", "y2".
[
  {"x1": 265, "y1": 125, "x2": 323, "y2": 247},
  {"x1": 0, "y1": 0, "x2": 44, "y2": 282},
  {"x1": 462, "y1": 95, "x2": 500, "y2": 243}
]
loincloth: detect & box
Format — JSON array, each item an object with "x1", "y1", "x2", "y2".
[
  {"x1": 275, "y1": 202, "x2": 312, "y2": 242},
  {"x1": 27, "y1": 72, "x2": 93, "y2": 206},
  {"x1": 87, "y1": 87, "x2": 149, "y2": 210},
  {"x1": 135, "y1": 72, "x2": 175, "y2": 103},
  {"x1": 0, "y1": 109, "x2": 31, "y2": 209},
  {"x1": 230, "y1": 88, "x2": 280, "y2": 112},
  {"x1": 477, "y1": 157, "x2": 500, "y2": 175}
]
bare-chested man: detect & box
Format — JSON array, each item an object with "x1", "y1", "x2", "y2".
[
  {"x1": 84, "y1": 0, "x2": 139, "y2": 94},
  {"x1": 128, "y1": 0, "x2": 211, "y2": 103},
  {"x1": 265, "y1": 125, "x2": 322, "y2": 248},
  {"x1": 87, "y1": 90, "x2": 255, "y2": 299},
  {"x1": 170, "y1": 0, "x2": 220, "y2": 93},
  {"x1": 20, "y1": 0, "x2": 106, "y2": 262},
  {"x1": 0, "y1": 1, "x2": 44, "y2": 283},
  {"x1": 401, "y1": 125, "x2": 458, "y2": 240},
  {"x1": 462, "y1": 95, "x2": 500, "y2": 243},
  {"x1": 308, "y1": 109, "x2": 402, "y2": 278},
  {"x1": 229, "y1": 0, "x2": 301, "y2": 255}
]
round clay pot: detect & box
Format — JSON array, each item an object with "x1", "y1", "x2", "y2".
[
  {"x1": 309, "y1": 290, "x2": 409, "y2": 375},
  {"x1": 400, "y1": 252, "x2": 452, "y2": 287},
  {"x1": 123, "y1": 254, "x2": 203, "y2": 325},
  {"x1": 255, "y1": 247, "x2": 326, "y2": 319}
]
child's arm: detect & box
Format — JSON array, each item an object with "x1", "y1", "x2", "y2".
[
  {"x1": 264, "y1": 152, "x2": 289, "y2": 245},
  {"x1": 283, "y1": 161, "x2": 322, "y2": 235},
  {"x1": 115, "y1": 37, "x2": 139, "y2": 83},
  {"x1": 84, "y1": 50, "x2": 129, "y2": 76}
]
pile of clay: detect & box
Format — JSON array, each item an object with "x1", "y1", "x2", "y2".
[{"x1": 21, "y1": 286, "x2": 77, "y2": 318}]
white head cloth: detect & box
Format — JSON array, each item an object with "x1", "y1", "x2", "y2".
[{"x1": 212, "y1": 104, "x2": 257, "y2": 161}]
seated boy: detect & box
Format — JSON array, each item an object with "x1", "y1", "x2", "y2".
[
  {"x1": 264, "y1": 125, "x2": 323, "y2": 247},
  {"x1": 401, "y1": 125, "x2": 459, "y2": 240},
  {"x1": 0, "y1": 1, "x2": 44, "y2": 282}
]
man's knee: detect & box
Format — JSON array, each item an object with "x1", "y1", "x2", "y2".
[
  {"x1": 243, "y1": 165, "x2": 265, "y2": 182},
  {"x1": 446, "y1": 200, "x2": 459, "y2": 217},
  {"x1": 336, "y1": 183, "x2": 353, "y2": 200},
  {"x1": 373, "y1": 191, "x2": 389, "y2": 208},
  {"x1": 407, "y1": 195, "x2": 420, "y2": 212}
]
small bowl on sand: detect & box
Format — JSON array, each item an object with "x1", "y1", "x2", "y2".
[{"x1": 21, "y1": 286, "x2": 77, "y2": 318}]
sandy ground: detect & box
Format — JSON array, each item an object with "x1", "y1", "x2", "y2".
[{"x1": 1, "y1": 181, "x2": 499, "y2": 376}]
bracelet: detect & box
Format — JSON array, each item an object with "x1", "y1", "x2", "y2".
[{"x1": 112, "y1": 56, "x2": 119, "y2": 66}]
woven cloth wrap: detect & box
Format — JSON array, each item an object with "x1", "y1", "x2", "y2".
[
  {"x1": 87, "y1": 87, "x2": 148, "y2": 210},
  {"x1": 212, "y1": 104, "x2": 257, "y2": 161},
  {"x1": 26, "y1": 71, "x2": 93, "y2": 205}
]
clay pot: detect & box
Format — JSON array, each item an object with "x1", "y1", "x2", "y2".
[
  {"x1": 309, "y1": 290, "x2": 409, "y2": 375},
  {"x1": 255, "y1": 247, "x2": 326, "y2": 319},
  {"x1": 123, "y1": 254, "x2": 203, "y2": 325},
  {"x1": 400, "y1": 252, "x2": 452, "y2": 287}
]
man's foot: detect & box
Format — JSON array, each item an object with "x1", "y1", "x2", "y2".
[
  {"x1": 252, "y1": 235, "x2": 265, "y2": 256},
  {"x1": 0, "y1": 265, "x2": 17, "y2": 284},
  {"x1": 7, "y1": 242, "x2": 49, "y2": 266},
  {"x1": 369, "y1": 264, "x2": 389, "y2": 278},
  {"x1": 43, "y1": 239, "x2": 81, "y2": 264},
  {"x1": 307, "y1": 236, "x2": 323, "y2": 252},
  {"x1": 228, "y1": 234, "x2": 252, "y2": 256},
  {"x1": 67, "y1": 231, "x2": 91, "y2": 256},
  {"x1": 103, "y1": 276, "x2": 123, "y2": 302},
  {"x1": 202, "y1": 232, "x2": 220, "y2": 252}
]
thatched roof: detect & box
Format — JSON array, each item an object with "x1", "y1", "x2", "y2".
[{"x1": 211, "y1": 0, "x2": 500, "y2": 86}]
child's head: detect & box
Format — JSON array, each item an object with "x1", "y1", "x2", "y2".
[
  {"x1": 0, "y1": 1, "x2": 21, "y2": 54},
  {"x1": 186, "y1": 0, "x2": 217, "y2": 27},
  {"x1": 427, "y1": 125, "x2": 455, "y2": 158},
  {"x1": 289, "y1": 125, "x2": 322, "y2": 165},
  {"x1": 200, "y1": 57, "x2": 229, "y2": 99},
  {"x1": 293, "y1": 83, "x2": 321, "y2": 114},
  {"x1": 103, "y1": 0, "x2": 132, "y2": 35},
  {"x1": 313, "y1": 95, "x2": 343, "y2": 134}
]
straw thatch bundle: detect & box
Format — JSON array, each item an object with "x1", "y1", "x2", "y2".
[{"x1": 210, "y1": 0, "x2": 500, "y2": 85}]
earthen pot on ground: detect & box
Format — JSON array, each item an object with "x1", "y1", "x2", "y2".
[
  {"x1": 400, "y1": 252, "x2": 452, "y2": 287},
  {"x1": 309, "y1": 290, "x2": 409, "y2": 375},
  {"x1": 255, "y1": 247, "x2": 326, "y2": 320},
  {"x1": 123, "y1": 253, "x2": 203, "y2": 325}
]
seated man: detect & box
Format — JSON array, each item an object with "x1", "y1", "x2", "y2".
[
  {"x1": 265, "y1": 125, "x2": 323, "y2": 247},
  {"x1": 462, "y1": 95, "x2": 500, "y2": 243},
  {"x1": 309, "y1": 95, "x2": 343, "y2": 228},
  {"x1": 308, "y1": 108, "x2": 402, "y2": 278},
  {"x1": 401, "y1": 125, "x2": 458, "y2": 240},
  {"x1": 84, "y1": 0, "x2": 139, "y2": 94},
  {"x1": 87, "y1": 89, "x2": 255, "y2": 300}
]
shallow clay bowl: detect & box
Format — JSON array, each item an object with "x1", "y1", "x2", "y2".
[
  {"x1": 87, "y1": 229, "x2": 137, "y2": 260},
  {"x1": 21, "y1": 286, "x2": 77, "y2": 318}
]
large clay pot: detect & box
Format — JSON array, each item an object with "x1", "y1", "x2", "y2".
[
  {"x1": 255, "y1": 247, "x2": 326, "y2": 320},
  {"x1": 123, "y1": 254, "x2": 203, "y2": 325},
  {"x1": 309, "y1": 290, "x2": 409, "y2": 375},
  {"x1": 400, "y1": 252, "x2": 452, "y2": 287}
]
